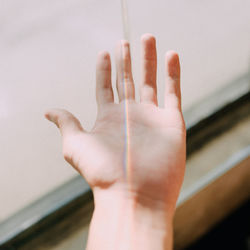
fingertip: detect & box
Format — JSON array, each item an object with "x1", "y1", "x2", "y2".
[
  {"x1": 120, "y1": 39, "x2": 129, "y2": 47},
  {"x1": 120, "y1": 40, "x2": 130, "y2": 57},
  {"x1": 97, "y1": 51, "x2": 111, "y2": 71},
  {"x1": 165, "y1": 50, "x2": 179, "y2": 63},
  {"x1": 116, "y1": 40, "x2": 129, "y2": 51},
  {"x1": 44, "y1": 113, "x2": 50, "y2": 120},
  {"x1": 97, "y1": 50, "x2": 110, "y2": 60},
  {"x1": 44, "y1": 109, "x2": 59, "y2": 125},
  {"x1": 165, "y1": 50, "x2": 180, "y2": 78},
  {"x1": 141, "y1": 33, "x2": 156, "y2": 45},
  {"x1": 141, "y1": 34, "x2": 156, "y2": 54},
  {"x1": 116, "y1": 39, "x2": 131, "y2": 62},
  {"x1": 141, "y1": 34, "x2": 156, "y2": 61},
  {"x1": 44, "y1": 109, "x2": 84, "y2": 134},
  {"x1": 44, "y1": 110, "x2": 52, "y2": 121}
]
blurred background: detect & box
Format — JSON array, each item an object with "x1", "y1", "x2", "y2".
[{"x1": 0, "y1": 0, "x2": 250, "y2": 249}]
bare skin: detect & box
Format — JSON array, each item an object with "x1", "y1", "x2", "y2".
[{"x1": 45, "y1": 34, "x2": 186, "y2": 250}]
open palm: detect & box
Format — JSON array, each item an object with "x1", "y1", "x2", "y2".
[{"x1": 45, "y1": 34, "x2": 186, "y2": 211}]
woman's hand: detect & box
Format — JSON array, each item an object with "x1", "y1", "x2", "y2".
[
  {"x1": 45, "y1": 34, "x2": 185, "y2": 212},
  {"x1": 45, "y1": 34, "x2": 186, "y2": 250}
]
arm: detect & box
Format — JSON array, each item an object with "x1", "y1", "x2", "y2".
[
  {"x1": 45, "y1": 34, "x2": 186, "y2": 250},
  {"x1": 88, "y1": 190, "x2": 174, "y2": 250}
]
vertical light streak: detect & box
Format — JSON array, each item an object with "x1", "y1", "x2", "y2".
[
  {"x1": 121, "y1": 0, "x2": 130, "y2": 41},
  {"x1": 120, "y1": 0, "x2": 132, "y2": 184},
  {"x1": 122, "y1": 77, "x2": 130, "y2": 182},
  {"x1": 120, "y1": 3, "x2": 135, "y2": 246}
]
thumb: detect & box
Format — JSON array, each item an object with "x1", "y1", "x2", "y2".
[{"x1": 45, "y1": 108, "x2": 84, "y2": 137}]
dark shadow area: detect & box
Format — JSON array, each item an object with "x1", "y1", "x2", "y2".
[{"x1": 186, "y1": 199, "x2": 250, "y2": 250}]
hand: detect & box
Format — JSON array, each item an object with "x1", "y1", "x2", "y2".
[
  {"x1": 45, "y1": 34, "x2": 186, "y2": 214},
  {"x1": 46, "y1": 34, "x2": 186, "y2": 250}
]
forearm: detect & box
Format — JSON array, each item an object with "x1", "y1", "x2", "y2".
[{"x1": 86, "y1": 190, "x2": 174, "y2": 250}]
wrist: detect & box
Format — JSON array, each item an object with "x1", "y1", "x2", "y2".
[{"x1": 87, "y1": 189, "x2": 174, "y2": 250}]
